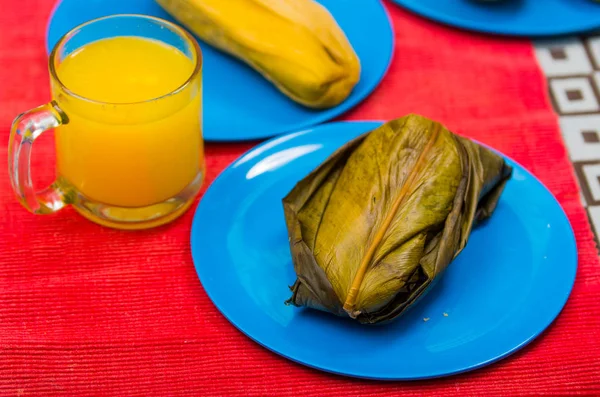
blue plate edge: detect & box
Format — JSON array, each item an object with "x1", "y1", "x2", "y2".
[
  {"x1": 391, "y1": 0, "x2": 600, "y2": 37},
  {"x1": 189, "y1": 120, "x2": 578, "y2": 380}
]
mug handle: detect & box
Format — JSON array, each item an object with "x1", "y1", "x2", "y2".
[{"x1": 8, "y1": 101, "x2": 68, "y2": 214}]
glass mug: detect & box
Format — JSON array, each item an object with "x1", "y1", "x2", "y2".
[{"x1": 8, "y1": 15, "x2": 204, "y2": 230}]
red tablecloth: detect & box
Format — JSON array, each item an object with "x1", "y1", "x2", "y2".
[{"x1": 1, "y1": 1, "x2": 599, "y2": 395}]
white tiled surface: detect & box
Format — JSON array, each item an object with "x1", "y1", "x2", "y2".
[
  {"x1": 588, "y1": 205, "x2": 600, "y2": 238},
  {"x1": 535, "y1": 33, "x2": 600, "y2": 249},
  {"x1": 560, "y1": 115, "x2": 600, "y2": 162},
  {"x1": 582, "y1": 164, "x2": 600, "y2": 202},
  {"x1": 535, "y1": 37, "x2": 593, "y2": 77},
  {"x1": 550, "y1": 77, "x2": 599, "y2": 114},
  {"x1": 593, "y1": 71, "x2": 600, "y2": 92},
  {"x1": 587, "y1": 36, "x2": 600, "y2": 69}
]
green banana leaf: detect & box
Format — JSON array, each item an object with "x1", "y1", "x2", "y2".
[{"x1": 282, "y1": 114, "x2": 513, "y2": 324}]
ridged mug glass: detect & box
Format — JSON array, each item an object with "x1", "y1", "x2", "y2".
[{"x1": 8, "y1": 15, "x2": 204, "y2": 229}]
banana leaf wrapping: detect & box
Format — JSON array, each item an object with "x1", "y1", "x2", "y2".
[{"x1": 282, "y1": 115, "x2": 512, "y2": 324}]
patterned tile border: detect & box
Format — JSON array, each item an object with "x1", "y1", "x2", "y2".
[{"x1": 534, "y1": 34, "x2": 600, "y2": 250}]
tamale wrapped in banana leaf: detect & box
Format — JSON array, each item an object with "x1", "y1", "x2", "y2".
[{"x1": 283, "y1": 114, "x2": 513, "y2": 324}]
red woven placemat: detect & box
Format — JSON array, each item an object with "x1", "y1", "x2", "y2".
[{"x1": 1, "y1": 1, "x2": 599, "y2": 395}]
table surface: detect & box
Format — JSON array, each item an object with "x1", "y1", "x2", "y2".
[
  {"x1": 533, "y1": 36, "x2": 600, "y2": 248},
  {"x1": 1, "y1": 1, "x2": 600, "y2": 396}
]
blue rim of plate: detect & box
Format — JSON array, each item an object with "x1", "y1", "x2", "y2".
[
  {"x1": 44, "y1": 0, "x2": 395, "y2": 142},
  {"x1": 190, "y1": 120, "x2": 578, "y2": 380},
  {"x1": 391, "y1": 0, "x2": 600, "y2": 37}
]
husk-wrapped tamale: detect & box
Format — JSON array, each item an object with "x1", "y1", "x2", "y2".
[
  {"x1": 155, "y1": 0, "x2": 360, "y2": 109},
  {"x1": 283, "y1": 115, "x2": 512, "y2": 324}
]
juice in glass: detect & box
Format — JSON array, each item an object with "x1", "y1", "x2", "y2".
[
  {"x1": 8, "y1": 15, "x2": 204, "y2": 229},
  {"x1": 55, "y1": 36, "x2": 203, "y2": 208}
]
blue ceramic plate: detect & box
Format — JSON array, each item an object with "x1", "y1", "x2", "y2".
[
  {"x1": 190, "y1": 121, "x2": 577, "y2": 380},
  {"x1": 392, "y1": 0, "x2": 600, "y2": 37},
  {"x1": 46, "y1": 0, "x2": 393, "y2": 142}
]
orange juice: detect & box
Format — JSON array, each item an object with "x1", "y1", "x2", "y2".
[{"x1": 54, "y1": 36, "x2": 203, "y2": 208}]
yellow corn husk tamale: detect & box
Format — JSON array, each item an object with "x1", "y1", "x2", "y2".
[
  {"x1": 155, "y1": 0, "x2": 361, "y2": 109},
  {"x1": 283, "y1": 115, "x2": 513, "y2": 324}
]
